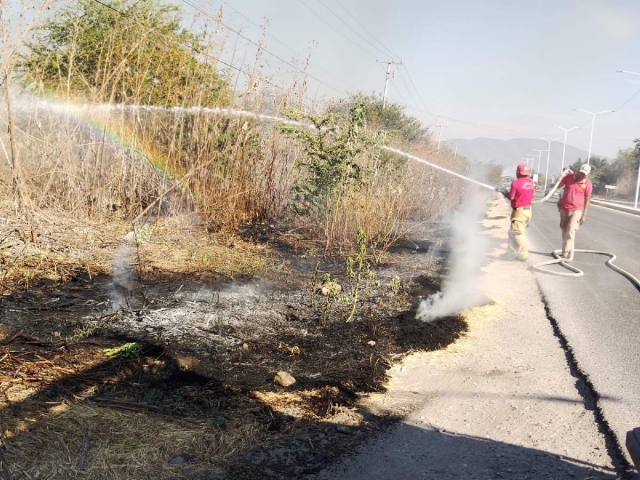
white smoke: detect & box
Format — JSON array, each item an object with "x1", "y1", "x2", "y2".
[
  {"x1": 416, "y1": 188, "x2": 492, "y2": 322},
  {"x1": 110, "y1": 231, "x2": 137, "y2": 310}
]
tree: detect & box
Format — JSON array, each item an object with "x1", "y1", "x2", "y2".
[
  {"x1": 332, "y1": 94, "x2": 429, "y2": 145},
  {"x1": 569, "y1": 156, "x2": 614, "y2": 194},
  {"x1": 18, "y1": 0, "x2": 230, "y2": 106},
  {"x1": 276, "y1": 103, "x2": 386, "y2": 250},
  {"x1": 277, "y1": 103, "x2": 380, "y2": 215}
]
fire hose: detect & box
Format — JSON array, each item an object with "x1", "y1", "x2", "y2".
[
  {"x1": 523, "y1": 174, "x2": 640, "y2": 286},
  {"x1": 382, "y1": 147, "x2": 639, "y2": 285}
]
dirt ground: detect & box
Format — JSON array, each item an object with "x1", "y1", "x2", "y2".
[
  {"x1": 312, "y1": 200, "x2": 624, "y2": 480},
  {"x1": 0, "y1": 206, "x2": 469, "y2": 479}
]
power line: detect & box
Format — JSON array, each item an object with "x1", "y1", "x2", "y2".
[
  {"x1": 91, "y1": 0, "x2": 124, "y2": 14},
  {"x1": 180, "y1": 0, "x2": 348, "y2": 95},
  {"x1": 222, "y1": 0, "x2": 360, "y2": 92},
  {"x1": 401, "y1": 64, "x2": 438, "y2": 122},
  {"x1": 296, "y1": 0, "x2": 379, "y2": 59},
  {"x1": 312, "y1": 3, "x2": 443, "y2": 127},
  {"x1": 89, "y1": 0, "x2": 299, "y2": 103},
  {"x1": 333, "y1": 0, "x2": 398, "y2": 59},
  {"x1": 401, "y1": 104, "x2": 554, "y2": 138},
  {"x1": 388, "y1": 80, "x2": 411, "y2": 108},
  {"x1": 316, "y1": 0, "x2": 393, "y2": 59},
  {"x1": 614, "y1": 85, "x2": 640, "y2": 111},
  {"x1": 395, "y1": 68, "x2": 432, "y2": 122}
]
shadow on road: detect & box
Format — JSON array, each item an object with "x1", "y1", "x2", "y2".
[{"x1": 311, "y1": 421, "x2": 618, "y2": 480}]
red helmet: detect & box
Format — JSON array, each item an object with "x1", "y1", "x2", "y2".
[{"x1": 517, "y1": 163, "x2": 530, "y2": 176}]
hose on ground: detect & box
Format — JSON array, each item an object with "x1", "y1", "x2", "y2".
[
  {"x1": 512, "y1": 173, "x2": 640, "y2": 289},
  {"x1": 531, "y1": 249, "x2": 640, "y2": 289}
]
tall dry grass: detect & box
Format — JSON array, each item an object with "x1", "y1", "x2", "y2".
[
  {"x1": 2, "y1": 0, "x2": 307, "y2": 231},
  {"x1": 1, "y1": 0, "x2": 469, "y2": 258},
  {"x1": 321, "y1": 141, "x2": 467, "y2": 254}
]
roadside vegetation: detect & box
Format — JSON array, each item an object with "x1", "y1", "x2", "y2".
[
  {"x1": 0, "y1": 0, "x2": 474, "y2": 478},
  {"x1": 569, "y1": 143, "x2": 640, "y2": 196},
  {"x1": 2, "y1": 0, "x2": 469, "y2": 281}
]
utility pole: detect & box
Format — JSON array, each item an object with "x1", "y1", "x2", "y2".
[
  {"x1": 434, "y1": 125, "x2": 447, "y2": 152},
  {"x1": 377, "y1": 59, "x2": 402, "y2": 108}
]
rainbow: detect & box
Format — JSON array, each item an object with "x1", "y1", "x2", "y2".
[{"x1": 17, "y1": 98, "x2": 311, "y2": 186}]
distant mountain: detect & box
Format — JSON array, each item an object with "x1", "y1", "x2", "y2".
[{"x1": 451, "y1": 138, "x2": 592, "y2": 175}]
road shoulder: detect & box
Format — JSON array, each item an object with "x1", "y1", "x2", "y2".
[{"x1": 313, "y1": 199, "x2": 616, "y2": 480}]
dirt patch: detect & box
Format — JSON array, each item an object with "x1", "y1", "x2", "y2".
[{"x1": 0, "y1": 219, "x2": 464, "y2": 479}]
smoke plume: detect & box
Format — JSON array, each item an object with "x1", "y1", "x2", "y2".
[{"x1": 416, "y1": 188, "x2": 492, "y2": 322}]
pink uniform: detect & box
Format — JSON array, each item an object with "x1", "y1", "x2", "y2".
[
  {"x1": 559, "y1": 175, "x2": 592, "y2": 211},
  {"x1": 509, "y1": 177, "x2": 535, "y2": 209}
]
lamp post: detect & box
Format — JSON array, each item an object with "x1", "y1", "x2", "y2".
[
  {"x1": 572, "y1": 108, "x2": 615, "y2": 165},
  {"x1": 553, "y1": 125, "x2": 580, "y2": 172},
  {"x1": 532, "y1": 149, "x2": 547, "y2": 186},
  {"x1": 616, "y1": 70, "x2": 640, "y2": 210},
  {"x1": 525, "y1": 154, "x2": 535, "y2": 167},
  {"x1": 540, "y1": 137, "x2": 552, "y2": 192}
]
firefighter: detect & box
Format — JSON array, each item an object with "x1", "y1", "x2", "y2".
[
  {"x1": 504, "y1": 163, "x2": 535, "y2": 260},
  {"x1": 557, "y1": 164, "x2": 592, "y2": 259}
]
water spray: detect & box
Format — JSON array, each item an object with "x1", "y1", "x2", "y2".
[
  {"x1": 381, "y1": 146, "x2": 496, "y2": 191},
  {"x1": 23, "y1": 100, "x2": 311, "y2": 129},
  {"x1": 25, "y1": 99, "x2": 498, "y2": 191},
  {"x1": 22, "y1": 99, "x2": 502, "y2": 320}
]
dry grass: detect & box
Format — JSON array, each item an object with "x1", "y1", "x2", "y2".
[
  {"x1": 0, "y1": 401, "x2": 265, "y2": 479},
  {"x1": 135, "y1": 215, "x2": 272, "y2": 279},
  {"x1": 0, "y1": 338, "x2": 359, "y2": 480},
  {"x1": 0, "y1": 206, "x2": 272, "y2": 293},
  {"x1": 1, "y1": 0, "x2": 469, "y2": 259}
]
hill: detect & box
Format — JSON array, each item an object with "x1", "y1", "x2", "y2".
[{"x1": 451, "y1": 138, "x2": 592, "y2": 175}]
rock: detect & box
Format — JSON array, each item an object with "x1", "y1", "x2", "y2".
[
  {"x1": 175, "y1": 355, "x2": 199, "y2": 370},
  {"x1": 274, "y1": 371, "x2": 296, "y2": 387},
  {"x1": 336, "y1": 424, "x2": 354, "y2": 435},
  {"x1": 367, "y1": 340, "x2": 376, "y2": 346},
  {"x1": 320, "y1": 283, "x2": 342, "y2": 296},
  {"x1": 170, "y1": 453, "x2": 193, "y2": 465}
]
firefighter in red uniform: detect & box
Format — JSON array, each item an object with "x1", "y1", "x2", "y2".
[{"x1": 504, "y1": 163, "x2": 535, "y2": 260}]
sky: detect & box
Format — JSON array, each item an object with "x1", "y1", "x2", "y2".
[
  {"x1": 172, "y1": 0, "x2": 640, "y2": 158},
  {"x1": 4, "y1": 0, "x2": 640, "y2": 158}
]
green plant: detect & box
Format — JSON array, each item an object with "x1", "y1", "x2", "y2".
[
  {"x1": 390, "y1": 275, "x2": 402, "y2": 296},
  {"x1": 320, "y1": 272, "x2": 341, "y2": 327},
  {"x1": 104, "y1": 342, "x2": 142, "y2": 358},
  {"x1": 310, "y1": 260, "x2": 321, "y2": 308},
  {"x1": 18, "y1": 0, "x2": 230, "y2": 106},
  {"x1": 277, "y1": 103, "x2": 383, "y2": 251},
  {"x1": 345, "y1": 228, "x2": 376, "y2": 322}
]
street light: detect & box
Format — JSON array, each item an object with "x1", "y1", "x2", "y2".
[
  {"x1": 616, "y1": 70, "x2": 640, "y2": 210},
  {"x1": 572, "y1": 108, "x2": 616, "y2": 165},
  {"x1": 532, "y1": 149, "x2": 548, "y2": 187},
  {"x1": 540, "y1": 137, "x2": 552, "y2": 192},
  {"x1": 553, "y1": 125, "x2": 580, "y2": 172},
  {"x1": 525, "y1": 153, "x2": 535, "y2": 167}
]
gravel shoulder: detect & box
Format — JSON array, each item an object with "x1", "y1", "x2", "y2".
[{"x1": 313, "y1": 199, "x2": 618, "y2": 480}]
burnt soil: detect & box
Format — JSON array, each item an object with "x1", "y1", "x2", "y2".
[{"x1": 0, "y1": 222, "x2": 466, "y2": 479}]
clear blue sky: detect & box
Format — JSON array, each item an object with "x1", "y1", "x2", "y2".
[{"x1": 173, "y1": 0, "x2": 640, "y2": 158}]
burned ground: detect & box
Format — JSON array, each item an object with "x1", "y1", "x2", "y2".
[{"x1": 0, "y1": 221, "x2": 466, "y2": 479}]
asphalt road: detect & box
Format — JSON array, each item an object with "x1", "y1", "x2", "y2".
[{"x1": 527, "y1": 197, "x2": 640, "y2": 456}]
